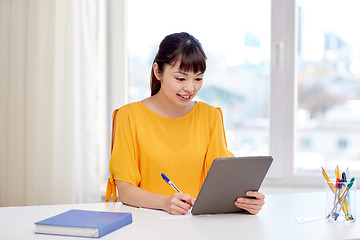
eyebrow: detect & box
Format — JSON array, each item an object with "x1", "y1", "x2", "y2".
[{"x1": 174, "y1": 71, "x2": 204, "y2": 76}]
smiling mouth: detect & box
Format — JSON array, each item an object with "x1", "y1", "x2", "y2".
[{"x1": 177, "y1": 94, "x2": 191, "y2": 99}]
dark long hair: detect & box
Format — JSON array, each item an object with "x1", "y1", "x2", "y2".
[{"x1": 150, "y1": 32, "x2": 207, "y2": 96}]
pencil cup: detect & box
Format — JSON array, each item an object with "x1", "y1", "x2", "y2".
[{"x1": 325, "y1": 178, "x2": 356, "y2": 223}]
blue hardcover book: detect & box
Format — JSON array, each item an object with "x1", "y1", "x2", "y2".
[{"x1": 35, "y1": 209, "x2": 132, "y2": 238}]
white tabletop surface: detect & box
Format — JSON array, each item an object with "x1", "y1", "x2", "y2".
[{"x1": 1, "y1": 191, "x2": 359, "y2": 240}]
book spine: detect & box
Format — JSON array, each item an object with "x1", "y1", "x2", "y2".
[{"x1": 98, "y1": 214, "x2": 133, "y2": 237}]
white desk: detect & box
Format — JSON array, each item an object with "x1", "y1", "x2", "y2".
[{"x1": 1, "y1": 191, "x2": 359, "y2": 240}]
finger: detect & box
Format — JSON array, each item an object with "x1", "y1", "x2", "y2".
[
  {"x1": 234, "y1": 202, "x2": 263, "y2": 215},
  {"x1": 236, "y1": 197, "x2": 264, "y2": 206},
  {"x1": 235, "y1": 200, "x2": 263, "y2": 210},
  {"x1": 177, "y1": 201, "x2": 192, "y2": 211},
  {"x1": 246, "y1": 191, "x2": 265, "y2": 200},
  {"x1": 238, "y1": 191, "x2": 265, "y2": 204},
  {"x1": 172, "y1": 195, "x2": 192, "y2": 210},
  {"x1": 180, "y1": 194, "x2": 196, "y2": 206},
  {"x1": 245, "y1": 204, "x2": 263, "y2": 214},
  {"x1": 235, "y1": 196, "x2": 265, "y2": 215},
  {"x1": 169, "y1": 203, "x2": 191, "y2": 215}
]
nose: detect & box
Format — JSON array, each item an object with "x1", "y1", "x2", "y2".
[{"x1": 183, "y1": 80, "x2": 195, "y2": 93}]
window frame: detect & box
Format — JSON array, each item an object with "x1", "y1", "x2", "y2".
[{"x1": 268, "y1": 0, "x2": 332, "y2": 187}]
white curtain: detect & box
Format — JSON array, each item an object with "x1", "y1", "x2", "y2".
[{"x1": 0, "y1": 0, "x2": 126, "y2": 206}]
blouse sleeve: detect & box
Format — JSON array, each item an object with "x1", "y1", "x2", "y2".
[
  {"x1": 109, "y1": 107, "x2": 141, "y2": 186},
  {"x1": 204, "y1": 107, "x2": 234, "y2": 173}
]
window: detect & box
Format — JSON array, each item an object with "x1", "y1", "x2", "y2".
[
  {"x1": 125, "y1": 0, "x2": 360, "y2": 185},
  {"x1": 338, "y1": 139, "x2": 348, "y2": 150},
  {"x1": 128, "y1": 0, "x2": 270, "y2": 157},
  {"x1": 300, "y1": 138, "x2": 312, "y2": 150},
  {"x1": 296, "y1": 0, "x2": 360, "y2": 174}
]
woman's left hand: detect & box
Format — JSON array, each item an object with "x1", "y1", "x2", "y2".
[{"x1": 234, "y1": 191, "x2": 265, "y2": 215}]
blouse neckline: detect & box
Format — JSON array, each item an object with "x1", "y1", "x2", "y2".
[{"x1": 137, "y1": 101, "x2": 198, "y2": 120}]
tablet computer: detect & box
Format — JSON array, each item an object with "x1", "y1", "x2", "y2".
[{"x1": 191, "y1": 156, "x2": 273, "y2": 215}]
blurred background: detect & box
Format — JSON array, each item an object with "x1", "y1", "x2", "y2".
[{"x1": 1, "y1": 0, "x2": 359, "y2": 207}]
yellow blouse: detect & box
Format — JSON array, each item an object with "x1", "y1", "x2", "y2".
[{"x1": 106, "y1": 101, "x2": 233, "y2": 201}]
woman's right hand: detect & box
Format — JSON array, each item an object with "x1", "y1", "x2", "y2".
[{"x1": 164, "y1": 193, "x2": 195, "y2": 215}]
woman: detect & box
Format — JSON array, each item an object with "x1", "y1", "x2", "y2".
[{"x1": 106, "y1": 32, "x2": 265, "y2": 215}]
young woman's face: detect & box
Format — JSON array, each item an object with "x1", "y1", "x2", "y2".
[{"x1": 155, "y1": 60, "x2": 204, "y2": 107}]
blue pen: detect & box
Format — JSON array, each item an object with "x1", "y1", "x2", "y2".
[{"x1": 161, "y1": 173, "x2": 182, "y2": 194}]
